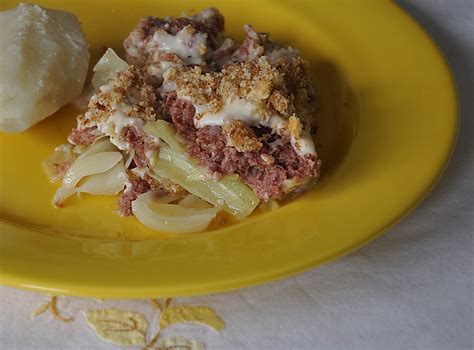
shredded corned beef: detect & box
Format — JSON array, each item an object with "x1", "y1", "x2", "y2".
[
  {"x1": 273, "y1": 142, "x2": 320, "y2": 179},
  {"x1": 231, "y1": 25, "x2": 267, "y2": 62},
  {"x1": 123, "y1": 127, "x2": 148, "y2": 167},
  {"x1": 117, "y1": 178, "x2": 151, "y2": 216},
  {"x1": 188, "y1": 126, "x2": 317, "y2": 200},
  {"x1": 68, "y1": 126, "x2": 99, "y2": 145},
  {"x1": 160, "y1": 92, "x2": 197, "y2": 139}
]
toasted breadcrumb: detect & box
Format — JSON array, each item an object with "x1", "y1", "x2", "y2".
[
  {"x1": 268, "y1": 90, "x2": 290, "y2": 115},
  {"x1": 288, "y1": 114, "x2": 302, "y2": 139},
  {"x1": 222, "y1": 120, "x2": 262, "y2": 152},
  {"x1": 82, "y1": 67, "x2": 157, "y2": 129}
]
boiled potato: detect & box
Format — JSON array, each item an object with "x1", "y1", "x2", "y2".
[{"x1": 0, "y1": 3, "x2": 90, "y2": 133}]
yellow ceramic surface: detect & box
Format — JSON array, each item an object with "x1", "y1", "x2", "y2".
[{"x1": 0, "y1": 0, "x2": 458, "y2": 298}]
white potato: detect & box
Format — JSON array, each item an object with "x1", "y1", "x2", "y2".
[{"x1": 0, "y1": 3, "x2": 90, "y2": 133}]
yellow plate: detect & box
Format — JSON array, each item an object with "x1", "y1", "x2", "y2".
[{"x1": 0, "y1": 0, "x2": 458, "y2": 298}]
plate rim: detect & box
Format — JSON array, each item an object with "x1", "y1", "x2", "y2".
[{"x1": 0, "y1": 1, "x2": 459, "y2": 298}]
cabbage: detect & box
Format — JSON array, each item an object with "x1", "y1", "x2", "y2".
[
  {"x1": 178, "y1": 194, "x2": 213, "y2": 209},
  {"x1": 76, "y1": 137, "x2": 117, "y2": 160},
  {"x1": 132, "y1": 192, "x2": 219, "y2": 233},
  {"x1": 145, "y1": 120, "x2": 260, "y2": 218},
  {"x1": 124, "y1": 149, "x2": 135, "y2": 168},
  {"x1": 54, "y1": 151, "x2": 123, "y2": 205},
  {"x1": 135, "y1": 191, "x2": 183, "y2": 204},
  {"x1": 42, "y1": 144, "x2": 78, "y2": 182},
  {"x1": 53, "y1": 187, "x2": 76, "y2": 206},
  {"x1": 76, "y1": 159, "x2": 127, "y2": 195},
  {"x1": 258, "y1": 199, "x2": 280, "y2": 210},
  {"x1": 91, "y1": 48, "x2": 128, "y2": 90},
  {"x1": 62, "y1": 151, "x2": 122, "y2": 187},
  {"x1": 153, "y1": 145, "x2": 259, "y2": 219},
  {"x1": 144, "y1": 120, "x2": 187, "y2": 153}
]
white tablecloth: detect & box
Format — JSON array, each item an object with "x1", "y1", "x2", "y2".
[{"x1": 1, "y1": 1, "x2": 472, "y2": 349}]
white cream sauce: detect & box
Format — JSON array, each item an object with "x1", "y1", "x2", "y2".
[
  {"x1": 158, "y1": 79, "x2": 177, "y2": 93},
  {"x1": 290, "y1": 134, "x2": 316, "y2": 156},
  {"x1": 267, "y1": 46, "x2": 299, "y2": 61},
  {"x1": 96, "y1": 103, "x2": 145, "y2": 151},
  {"x1": 148, "y1": 61, "x2": 177, "y2": 92},
  {"x1": 194, "y1": 99, "x2": 261, "y2": 128},
  {"x1": 151, "y1": 27, "x2": 207, "y2": 65}
]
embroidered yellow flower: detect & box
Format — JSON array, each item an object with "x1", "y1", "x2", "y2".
[
  {"x1": 156, "y1": 336, "x2": 205, "y2": 350},
  {"x1": 160, "y1": 305, "x2": 225, "y2": 332}
]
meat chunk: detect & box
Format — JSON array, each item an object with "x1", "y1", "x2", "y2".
[
  {"x1": 160, "y1": 92, "x2": 197, "y2": 139},
  {"x1": 117, "y1": 178, "x2": 151, "y2": 216},
  {"x1": 188, "y1": 125, "x2": 319, "y2": 200},
  {"x1": 230, "y1": 24, "x2": 267, "y2": 62},
  {"x1": 68, "y1": 126, "x2": 100, "y2": 145},
  {"x1": 123, "y1": 127, "x2": 148, "y2": 168}
]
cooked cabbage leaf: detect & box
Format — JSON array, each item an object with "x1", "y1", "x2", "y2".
[
  {"x1": 42, "y1": 144, "x2": 78, "y2": 182},
  {"x1": 91, "y1": 48, "x2": 128, "y2": 90},
  {"x1": 178, "y1": 194, "x2": 213, "y2": 209},
  {"x1": 144, "y1": 120, "x2": 186, "y2": 153},
  {"x1": 62, "y1": 151, "x2": 122, "y2": 188},
  {"x1": 145, "y1": 120, "x2": 260, "y2": 218},
  {"x1": 54, "y1": 150, "x2": 123, "y2": 205},
  {"x1": 76, "y1": 159, "x2": 127, "y2": 196},
  {"x1": 76, "y1": 137, "x2": 117, "y2": 160},
  {"x1": 132, "y1": 192, "x2": 219, "y2": 233}
]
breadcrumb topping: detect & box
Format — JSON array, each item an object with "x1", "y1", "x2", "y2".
[
  {"x1": 82, "y1": 67, "x2": 157, "y2": 129},
  {"x1": 164, "y1": 55, "x2": 314, "y2": 142},
  {"x1": 222, "y1": 120, "x2": 262, "y2": 152}
]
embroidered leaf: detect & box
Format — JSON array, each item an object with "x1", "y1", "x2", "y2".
[
  {"x1": 159, "y1": 306, "x2": 224, "y2": 332},
  {"x1": 150, "y1": 299, "x2": 162, "y2": 311},
  {"x1": 50, "y1": 296, "x2": 73, "y2": 323},
  {"x1": 155, "y1": 336, "x2": 205, "y2": 350},
  {"x1": 164, "y1": 298, "x2": 172, "y2": 309},
  {"x1": 31, "y1": 302, "x2": 50, "y2": 318},
  {"x1": 85, "y1": 308, "x2": 148, "y2": 346},
  {"x1": 143, "y1": 329, "x2": 161, "y2": 350}
]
